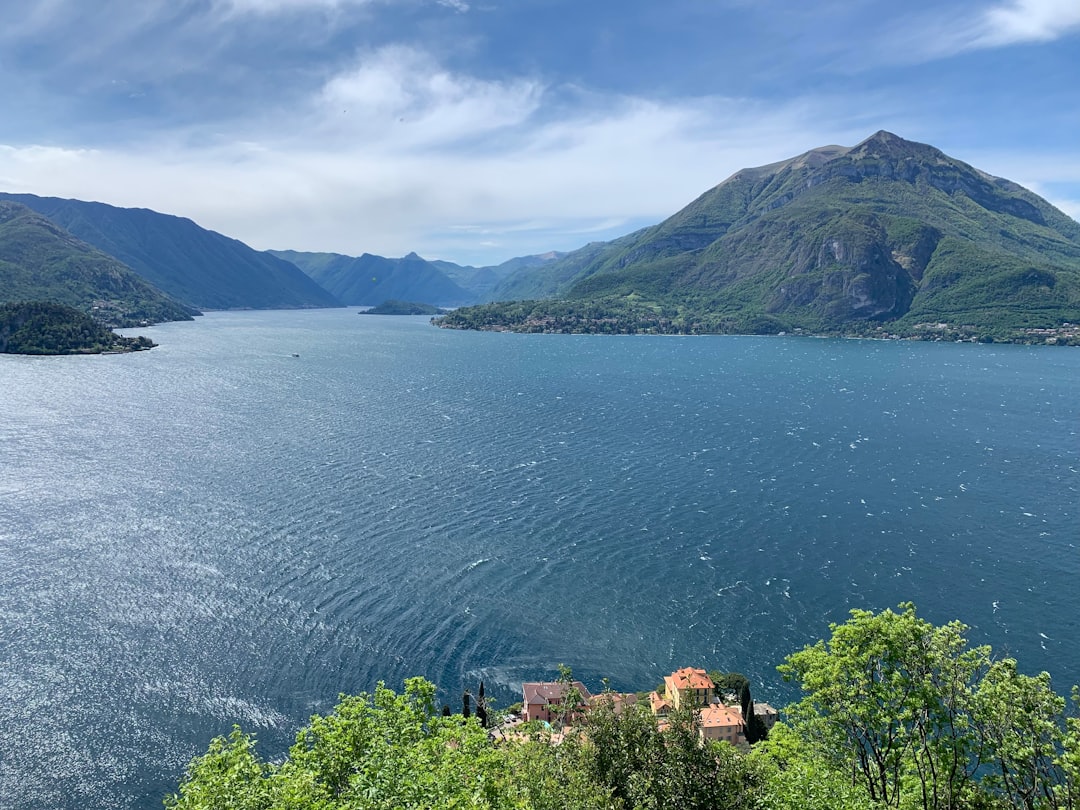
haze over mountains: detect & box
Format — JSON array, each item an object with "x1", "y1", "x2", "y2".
[{"x1": 3, "y1": 132, "x2": 1080, "y2": 340}]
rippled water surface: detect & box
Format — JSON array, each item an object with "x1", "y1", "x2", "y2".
[{"x1": 1, "y1": 309, "x2": 1078, "y2": 808}]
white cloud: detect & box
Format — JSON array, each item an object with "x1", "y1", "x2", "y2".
[
  {"x1": 0, "y1": 47, "x2": 883, "y2": 264},
  {"x1": 900, "y1": 0, "x2": 1080, "y2": 62},
  {"x1": 975, "y1": 0, "x2": 1080, "y2": 46},
  {"x1": 317, "y1": 46, "x2": 544, "y2": 148}
]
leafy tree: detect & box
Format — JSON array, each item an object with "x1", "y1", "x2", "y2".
[
  {"x1": 778, "y1": 603, "x2": 992, "y2": 808},
  {"x1": 552, "y1": 663, "x2": 584, "y2": 731},
  {"x1": 1058, "y1": 688, "x2": 1080, "y2": 808},
  {"x1": 748, "y1": 723, "x2": 876, "y2": 810},
  {"x1": 971, "y1": 659, "x2": 1067, "y2": 809},
  {"x1": 164, "y1": 727, "x2": 270, "y2": 810}
]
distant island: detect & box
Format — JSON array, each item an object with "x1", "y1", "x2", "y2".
[
  {"x1": 361, "y1": 299, "x2": 448, "y2": 315},
  {"x1": 0, "y1": 301, "x2": 156, "y2": 355}
]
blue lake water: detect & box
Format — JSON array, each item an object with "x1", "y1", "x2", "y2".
[{"x1": 1, "y1": 308, "x2": 1078, "y2": 808}]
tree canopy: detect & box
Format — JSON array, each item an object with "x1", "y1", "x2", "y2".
[{"x1": 167, "y1": 605, "x2": 1080, "y2": 809}]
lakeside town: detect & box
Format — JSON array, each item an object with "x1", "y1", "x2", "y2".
[{"x1": 487, "y1": 666, "x2": 779, "y2": 750}]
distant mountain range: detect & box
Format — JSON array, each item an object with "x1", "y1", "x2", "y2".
[
  {"x1": 272, "y1": 249, "x2": 563, "y2": 307},
  {"x1": 0, "y1": 192, "x2": 341, "y2": 311},
  {"x1": 440, "y1": 131, "x2": 1080, "y2": 338}
]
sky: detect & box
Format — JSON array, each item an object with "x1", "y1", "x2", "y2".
[{"x1": 1, "y1": 0, "x2": 1079, "y2": 266}]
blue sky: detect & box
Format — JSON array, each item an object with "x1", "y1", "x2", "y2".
[{"x1": 1, "y1": 0, "x2": 1078, "y2": 266}]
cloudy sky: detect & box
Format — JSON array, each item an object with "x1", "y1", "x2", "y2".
[{"x1": 1, "y1": 0, "x2": 1078, "y2": 265}]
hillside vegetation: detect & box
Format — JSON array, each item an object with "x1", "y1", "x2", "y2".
[
  {"x1": 0, "y1": 301, "x2": 155, "y2": 354},
  {"x1": 168, "y1": 604, "x2": 1080, "y2": 810},
  {"x1": 0, "y1": 201, "x2": 195, "y2": 327},
  {"x1": 443, "y1": 132, "x2": 1080, "y2": 340}
]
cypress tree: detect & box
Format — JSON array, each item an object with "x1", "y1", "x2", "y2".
[
  {"x1": 463, "y1": 691, "x2": 471, "y2": 719},
  {"x1": 477, "y1": 680, "x2": 488, "y2": 728}
]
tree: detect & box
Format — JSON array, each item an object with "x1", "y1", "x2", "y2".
[
  {"x1": 971, "y1": 658, "x2": 1067, "y2": 809},
  {"x1": 168, "y1": 678, "x2": 555, "y2": 809},
  {"x1": 748, "y1": 723, "x2": 875, "y2": 810},
  {"x1": 164, "y1": 727, "x2": 270, "y2": 810},
  {"x1": 778, "y1": 603, "x2": 991, "y2": 809},
  {"x1": 552, "y1": 663, "x2": 584, "y2": 730},
  {"x1": 1058, "y1": 688, "x2": 1080, "y2": 808},
  {"x1": 477, "y1": 680, "x2": 489, "y2": 729}
]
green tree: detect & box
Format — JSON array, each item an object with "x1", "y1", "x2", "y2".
[
  {"x1": 971, "y1": 659, "x2": 1067, "y2": 809},
  {"x1": 748, "y1": 723, "x2": 876, "y2": 810},
  {"x1": 553, "y1": 663, "x2": 584, "y2": 731},
  {"x1": 778, "y1": 603, "x2": 991, "y2": 809},
  {"x1": 164, "y1": 727, "x2": 270, "y2": 810},
  {"x1": 1058, "y1": 688, "x2": 1080, "y2": 808}
]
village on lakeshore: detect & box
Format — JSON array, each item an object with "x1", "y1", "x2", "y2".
[{"x1": 481, "y1": 666, "x2": 778, "y2": 749}]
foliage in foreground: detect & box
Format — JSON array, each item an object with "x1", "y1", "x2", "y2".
[{"x1": 167, "y1": 605, "x2": 1080, "y2": 809}]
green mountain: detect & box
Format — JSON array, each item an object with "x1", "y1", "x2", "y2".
[
  {"x1": 0, "y1": 201, "x2": 195, "y2": 327},
  {"x1": 435, "y1": 251, "x2": 566, "y2": 301},
  {"x1": 443, "y1": 132, "x2": 1080, "y2": 339},
  {"x1": 0, "y1": 193, "x2": 342, "y2": 311},
  {"x1": 275, "y1": 249, "x2": 564, "y2": 306}
]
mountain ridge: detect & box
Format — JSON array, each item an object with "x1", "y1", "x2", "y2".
[
  {"x1": 274, "y1": 248, "x2": 564, "y2": 306},
  {"x1": 0, "y1": 193, "x2": 343, "y2": 311},
  {"x1": 0, "y1": 201, "x2": 196, "y2": 327},
  {"x1": 440, "y1": 131, "x2": 1080, "y2": 340}
]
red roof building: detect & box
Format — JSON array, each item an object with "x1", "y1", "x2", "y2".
[{"x1": 663, "y1": 666, "x2": 715, "y2": 710}]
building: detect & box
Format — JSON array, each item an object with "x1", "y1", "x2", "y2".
[
  {"x1": 521, "y1": 680, "x2": 593, "y2": 723},
  {"x1": 648, "y1": 689, "x2": 673, "y2": 717},
  {"x1": 663, "y1": 666, "x2": 715, "y2": 710},
  {"x1": 754, "y1": 702, "x2": 779, "y2": 731},
  {"x1": 699, "y1": 702, "x2": 746, "y2": 747}
]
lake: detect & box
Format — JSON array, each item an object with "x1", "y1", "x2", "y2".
[{"x1": 1, "y1": 309, "x2": 1077, "y2": 808}]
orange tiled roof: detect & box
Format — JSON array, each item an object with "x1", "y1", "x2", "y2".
[
  {"x1": 699, "y1": 703, "x2": 744, "y2": 730},
  {"x1": 668, "y1": 666, "x2": 714, "y2": 691}
]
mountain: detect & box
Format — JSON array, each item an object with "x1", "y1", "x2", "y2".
[
  {"x1": 439, "y1": 132, "x2": 1080, "y2": 339},
  {"x1": 0, "y1": 201, "x2": 195, "y2": 327},
  {"x1": 435, "y1": 251, "x2": 566, "y2": 301},
  {"x1": 273, "y1": 249, "x2": 564, "y2": 306},
  {"x1": 273, "y1": 250, "x2": 472, "y2": 306},
  {"x1": 0, "y1": 193, "x2": 342, "y2": 311}
]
